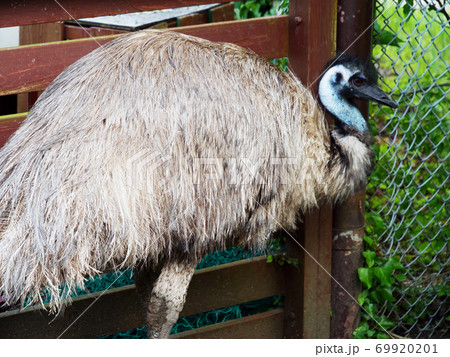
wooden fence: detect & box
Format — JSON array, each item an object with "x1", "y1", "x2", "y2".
[
  {"x1": 0, "y1": 257, "x2": 285, "y2": 338},
  {"x1": 0, "y1": 0, "x2": 372, "y2": 338}
]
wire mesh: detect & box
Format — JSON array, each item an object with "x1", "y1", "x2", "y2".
[{"x1": 370, "y1": 0, "x2": 449, "y2": 338}]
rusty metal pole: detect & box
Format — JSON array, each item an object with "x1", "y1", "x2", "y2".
[{"x1": 331, "y1": 0, "x2": 375, "y2": 339}]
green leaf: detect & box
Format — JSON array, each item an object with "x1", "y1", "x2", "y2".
[
  {"x1": 395, "y1": 274, "x2": 407, "y2": 282},
  {"x1": 358, "y1": 267, "x2": 373, "y2": 289},
  {"x1": 432, "y1": 238, "x2": 446, "y2": 252},
  {"x1": 380, "y1": 287, "x2": 396, "y2": 302},
  {"x1": 363, "y1": 250, "x2": 376, "y2": 267},
  {"x1": 369, "y1": 289, "x2": 382, "y2": 304},
  {"x1": 266, "y1": 255, "x2": 273, "y2": 263},
  {"x1": 358, "y1": 290, "x2": 369, "y2": 305},
  {"x1": 353, "y1": 322, "x2": 369, "y2": 339},
  {"x1": 373, "y1": 267, "x2": 392, "y2": 287},
  {"x1": 389, "y1": 257, "x2": 405, "y2": 271},
  {"x1": 366, "y1": 303, "x2": 378, "y2": 316},
  {"x1": 402, "y1": 0, "x2": 414, "y2": 19},
  {"x1": 419, "y1": 241, "x2": 430, "y2": 253},
  {"x1": 376, "y1": 332, "x2": 390, "y2": 339},
  {"x1": 382, "y1": 264, "x2": 394, "y2": 277},
  {"x1": 364, "y1": 235, "x2": 376, "y2": 249},
  {"x1": 371, "y1": 215, "x2": 385, "y2": 231},
  {"x1": 374, "y1": 28, "x2": 404, "y2": 47}
]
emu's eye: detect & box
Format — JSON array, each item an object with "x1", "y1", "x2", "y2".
[{"x1": 353, "y1": 78, "x2": 363, "y2": 87}]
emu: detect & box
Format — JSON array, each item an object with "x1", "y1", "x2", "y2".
[{"x1": 0, "y1": 30, "x2": 396, "y2": 338}]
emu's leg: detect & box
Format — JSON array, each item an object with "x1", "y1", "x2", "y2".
[{"x1": 134, "y1": 261, "x2": 196, "y2": 339}]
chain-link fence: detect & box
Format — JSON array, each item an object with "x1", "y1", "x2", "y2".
[{"x1": 368, "y1": 0, "x2": 449, "y2": 338}]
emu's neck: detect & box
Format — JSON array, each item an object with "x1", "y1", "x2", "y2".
[{"x1": 329, "y1": 129, "x2": 374, "y2": 200}]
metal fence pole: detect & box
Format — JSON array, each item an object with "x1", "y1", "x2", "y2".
[{"x1": 331, "y1": 0, "x2": 375, "y2": 339}]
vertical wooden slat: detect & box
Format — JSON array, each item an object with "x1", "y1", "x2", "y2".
[
  {"x1": 331, "y1": 0, "x2": 375, "y2": 339},
  {"x1": 177, "y1": 12, "x2": 209, "y2": 27},
  {"x1": 19, "y1": 22, "x2": 65, "y2": 44},
  {"x1": 284, "y1": 0, "x2": 337, "y2": 339},
  {"x1": 208, "y1": 3, "x2": 235, "y2": 23}
]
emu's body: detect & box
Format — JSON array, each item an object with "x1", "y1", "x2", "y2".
[{"x1": 0, "y1": 30, "x2": 395, "y2": 337}]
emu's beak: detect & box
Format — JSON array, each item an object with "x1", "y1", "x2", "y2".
[{"x1": 354, "y1": 84, "x2": 398, "y2": 108}]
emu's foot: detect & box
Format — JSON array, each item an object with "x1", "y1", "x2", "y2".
[{"x1": 134, "y1": 260, "x2": 196, "y2": 339}]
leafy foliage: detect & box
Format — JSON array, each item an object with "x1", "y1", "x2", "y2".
[
  {"x1": 354, "y1": 251, "x2": 405, "y2": 339},
  {"x1": 266, "y1": 235, "x2": 299, "y2": 268},
  {"x1": 234, "y1": 0, "x2": 278, "y2": 19},
  {"x1": 278, "y1": 0, "x2": 289, "y2": 15}
]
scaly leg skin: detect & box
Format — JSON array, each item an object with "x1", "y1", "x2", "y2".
[{"x1": 134, "y1": 260, "x2": 197, "y2": 339}]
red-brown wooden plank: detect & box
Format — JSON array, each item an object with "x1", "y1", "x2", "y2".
[
  {"x1": 0, "y1": 1, "x2": 225, "y2": 28},
  {"x1": 0, "y1": 16, "x2": 288, "y2": 97}
]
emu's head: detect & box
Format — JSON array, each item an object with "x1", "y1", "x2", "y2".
[{"x1": 318, "y1": 55, "x2": 397, "y2": 133}]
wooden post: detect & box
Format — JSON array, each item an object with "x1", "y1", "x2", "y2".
[
  {"x1": 331, "y1": 0, "x2": 375, "y2": 339},
  {"x1": 284, "y1": 0, "x2": 337, "y2": 339}
]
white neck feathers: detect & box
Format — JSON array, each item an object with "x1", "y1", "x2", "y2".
[{"x1": 331, "y1": 130, "x2": 372, "y2": 198}]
